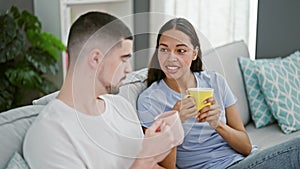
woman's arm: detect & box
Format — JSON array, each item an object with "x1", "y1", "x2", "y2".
[
  {"x1": 158, "y1": 147, "x2": 177, "y2": 169},
  {"x1": 215, "y1": 104, "x2": 252, "y2": 156},
  {"x1": 198, "y1": 98, "x2": 252, "y2": 156}
]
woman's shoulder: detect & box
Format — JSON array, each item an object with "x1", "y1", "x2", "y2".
[
  {"x1": 142, "y1": 80, "x2": 163, "y2": 92},
  {"x1": 138, "y1": 80, "x2": 166, "y2": 100},
  {"x1": 195, "y1": 70, "x2": 225, "y2": 80}
]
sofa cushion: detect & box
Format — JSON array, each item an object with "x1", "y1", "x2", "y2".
[
  {"x1": 5, "y1": 152, "x2": 29, "y2": 169},
  {"x1": 256, "y1": 51, "x2": 300, "y2": 134},
  {"x1": 118, "y1": 68, "x2": 148, "y2": 109},
  {"x1": 238, "y1": 57, "x2": 278, "y2": 128},
  {"x1": 0, "y1": 105, "x2": 44, "y2": 169},
  {"x1": 246, "y1": 122, "x2": 300, "y2": 149},
  {"x1": 202, "y1": 40, "x2": 250, "y2": 125}
]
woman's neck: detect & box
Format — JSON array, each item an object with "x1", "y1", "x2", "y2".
[{"x1": 164, "y1": 71, "x2": 197, "y2": 94}]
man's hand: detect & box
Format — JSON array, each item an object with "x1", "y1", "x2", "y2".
[{"x1": 133, "y1": 116, "x2": 183, "y2": 169}]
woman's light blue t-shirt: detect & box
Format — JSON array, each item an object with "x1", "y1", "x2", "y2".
[{"x1": 137, "y1": 71, "x2": 245, "y2": 169}]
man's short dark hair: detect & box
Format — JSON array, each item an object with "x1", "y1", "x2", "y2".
[{"x1": 67, "y1": 11, "x2": 133, "y2": 64}]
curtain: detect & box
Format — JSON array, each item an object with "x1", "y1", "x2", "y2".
[{"x1": 151, "y1": 0, "x2": 257, "y2": 58}]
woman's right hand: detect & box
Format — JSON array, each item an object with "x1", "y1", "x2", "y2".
[{"x1": 172, "y1": 97, "x2": 198, "y2": 122}]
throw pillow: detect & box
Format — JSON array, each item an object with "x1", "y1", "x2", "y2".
[
  {"x1": 256, "y1": 51, "x2": 300, "y2": 134},
  {"x1": 5, "y1": 152, "x2": 29, "y2": 169},
  {"x1": 238, "y1": 57, "x2": 278, "y2": 128}
]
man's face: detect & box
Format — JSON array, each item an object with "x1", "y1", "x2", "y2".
[{"x1": 96, "y1": 39, "x2": 133, "y2": 94}]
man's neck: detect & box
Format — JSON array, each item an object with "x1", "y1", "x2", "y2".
[{"x1": 57, "y1": 76, "x2": 106, "y2": 116}]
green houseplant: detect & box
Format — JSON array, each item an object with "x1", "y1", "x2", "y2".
[{"x1": 0, "y1": 6, "x2": 66, "y2": 112}]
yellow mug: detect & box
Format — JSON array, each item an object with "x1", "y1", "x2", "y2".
[{"x1": 185, "y1": 88, "x2": 214, "y2": 111}]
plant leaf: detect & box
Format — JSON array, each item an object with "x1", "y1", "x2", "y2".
[
  {"x1": 26, "y1": 47, "x2": 58, "y2": 74},
  {"x1": 18, "y1": 10, "x2": 41, "y2": 31},
  {"x1": 39, "y1": 78, "x2": 58, "y2": 94},
  {"x1": 0, "y1": 76, "x2": 15, "y2": 112},
  {"x1": 5, "y1": 67, "x2": 43, "y2": 89},
  {"x1": 0, "y1": 36, "x2": 24, "y2": 63},
  {"x1": 10, "y1": 6, "x2": 20, "y2": 19},
  {"x1": 0, "y1": 15, "x2": 17, "y2": 45},
  {"x1": 26, "y1": 30, "x2": 66, "y2": 60},
  {"x1": 0, "y1": 13, "x2": 24, "y2": 63}
]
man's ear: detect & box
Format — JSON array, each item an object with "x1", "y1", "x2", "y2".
[
  {"x1": 193, "y1": 46, "x2": 199, "y2": 60},
  {"x1": 88, "y1": 48, "x2": 103, "y2": 69}
]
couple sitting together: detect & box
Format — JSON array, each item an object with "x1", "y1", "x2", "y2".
[{"x1": 23, "y1": 11, "x2": 300, "y2": 169}]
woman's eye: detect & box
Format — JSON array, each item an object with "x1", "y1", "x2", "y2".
[
  {"x1": 177, "y1": 49, "x2": 186, "y2": 53},
  {"x1": 159, "y1": 48, "x2": 168, "y2": 53}
]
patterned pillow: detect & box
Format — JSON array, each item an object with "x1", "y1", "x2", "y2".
[
  {"x1": 239, "y1": 57, "x2": 278, "y2": 128},
  {"x1": 5, "y1": 152, "x2": 29, "y2": 169},
  {"x1": 256, "y1": 51, "x2": 300, "y2": 134}
]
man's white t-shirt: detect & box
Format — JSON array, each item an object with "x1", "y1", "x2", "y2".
[{"x1": 23, "y1": 94, "x2": 143, "y2": 169}]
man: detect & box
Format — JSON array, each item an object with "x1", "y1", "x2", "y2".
[{"x1": 23, "y1": 11, "x2": 181, "y2": 169}]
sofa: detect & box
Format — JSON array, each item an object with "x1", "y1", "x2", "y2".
[{"x1": 0, "y1": 40, "x2": 299, "y2": 169}]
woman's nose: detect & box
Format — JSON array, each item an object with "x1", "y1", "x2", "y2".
[{"x1": 168, "y1": 52, "x2": 178, "y2": 62}]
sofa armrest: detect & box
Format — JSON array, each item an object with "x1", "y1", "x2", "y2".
[{"x1": 0, "y1": 105, "x2": 44, "y2": 169}]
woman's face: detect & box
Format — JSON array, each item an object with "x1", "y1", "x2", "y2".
[{"x1": 158, "y1": 29, "x2": 198, "y2": 81}]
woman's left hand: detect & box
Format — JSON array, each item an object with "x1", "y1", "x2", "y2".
[{"x1": 197, "y1": 97, "x2": 221, "y2": 129}]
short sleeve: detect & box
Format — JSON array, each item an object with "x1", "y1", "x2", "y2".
[
  {"x1": 137, "y1": 87, "x2": 169, "y2": 128},
  {"x1": 216, "y1": 73, "x2": 237, "y2": 108}
]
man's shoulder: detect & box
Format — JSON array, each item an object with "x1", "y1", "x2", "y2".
[
  {"x1": 102, "y1": 94, "x2": 137, "y2": 113},
  {"x1": 102, "y1": 94, "x2": 130, "y2": 105},
  {"x1": 24, "y1": 100, "x2": 73, "y2": 142}
]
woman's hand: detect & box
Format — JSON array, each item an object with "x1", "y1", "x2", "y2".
[
  {"x1": 197, "y1": 97, "x2": 221, "y2": 129},
  {"x1": 172, "y1": 97, "x2": 198, "y2": 123}
]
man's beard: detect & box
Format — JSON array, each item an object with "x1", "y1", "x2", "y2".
[{"x1": 105, "y1": 85, "x2": 120, "y2": 94}]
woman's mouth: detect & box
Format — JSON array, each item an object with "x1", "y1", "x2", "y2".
[{"x1": 166, "y1": 66, "x2": 179, "y2": 73}]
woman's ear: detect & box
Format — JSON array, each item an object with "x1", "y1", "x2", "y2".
[
  {"x1": 193, "y1": 46, "x2": 199, "y2": 60},
  {"x1": 88, "y1": 48, "x2": 103, "y2": 69}
]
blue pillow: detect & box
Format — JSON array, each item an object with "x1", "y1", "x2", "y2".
[
  {"x1": 239, "y1": 57, "x2": 278, "y2": 128},
  {"x1": 256, "y1": 51, "x2": 300, "y2": 134},
  {"x1": 5, "y1": 152, "x2": 29, "y2": 169}
]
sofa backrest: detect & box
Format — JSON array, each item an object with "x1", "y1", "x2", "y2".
[
  {"x1": 202, "y1": 40, "x2": 250, "y2": 125},
  {"x1": 32, "y1": 41, "x2": 251, "y2": 126},
  {"x1": 0, "y1": 105, "x2": 44, "y2": 168}
]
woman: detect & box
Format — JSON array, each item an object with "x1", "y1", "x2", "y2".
[{"x1": 137, "y1": 18, "x2": 300, "y2": 169}]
